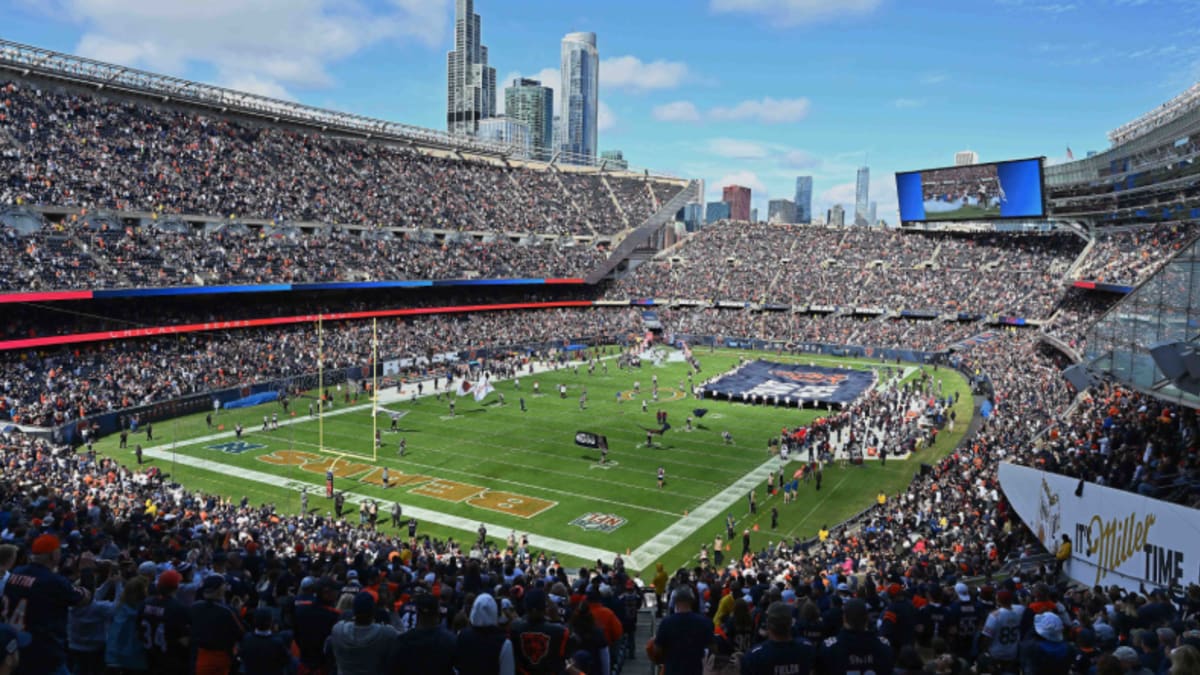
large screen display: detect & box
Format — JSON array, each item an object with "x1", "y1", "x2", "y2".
[{"x1": 896, "y1": 157, "x2": 1045, "y2": 223}]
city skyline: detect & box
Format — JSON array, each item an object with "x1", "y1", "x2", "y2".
[
  {"x1": 7, "y1": 0, "x2": 1198, "y2": 222},
  {"x1": 446, "y1": 0, "x2": 496, "y2": 136}
]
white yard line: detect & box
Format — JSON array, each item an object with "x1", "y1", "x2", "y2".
[{"x1": 140, "y1": 445, "x2": 621, "y2": 565}]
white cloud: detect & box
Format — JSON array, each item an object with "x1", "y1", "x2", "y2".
[
  {"x1": 710, "y1": 97, "x2": 811, "y2": 124},
  {"x1": 652, "y1": 101, "x2": 702, "y2": 122},
  {"x1": 53, "y1": 0, "x2": 451, "y2": 98},
  {"x1": 600, "y1": 56, "x2": 689, "y2": 92},
  {"x1": 598, "y1": 101, "x2": 617, "y2": 132},
  {"x1": 707, "y1": 138, "x2": 770, "y2": 159},
  {"x1": 222, "y1": 73, "x2": 296, "y2": 101},
  {"x1": 710, "y1": 0, "x2": 883, "y2": 26},
  {"x1": 920, "y1": 72, "x2": 947, "y2": 85},
  {"x1": 782, "y1": 149, "x2": 821, "y2": 169},
  {"x1": 893, "y1": 98, "x2": 925, "y2": 109}
]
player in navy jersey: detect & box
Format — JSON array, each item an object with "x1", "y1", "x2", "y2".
[
  {"x1": 740, "y1": 602, "x2": 815, "y2": 675},
  {"x1": 817, "y1": 599, "x2": 893, "y2": 675},
  {"x1": 139, "y1": 569, "x2": 191, "y2": 675},
  {"x1": 1, "y1": 534, "x2": 89, "y2": 675}
]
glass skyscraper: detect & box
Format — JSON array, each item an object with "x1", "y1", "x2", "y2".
[
  {"x1": 504, "y1": 78, "x2": 554, "y2": 159},
  {"x1": 447, "y1": 0, "x2": 496, "y2": 136},
  {"x1": 560, "y1": 32, "x2": 599, "y2": 164},
  {"x1": 794, "y1": 176, "x2": 813, "y2": 224},
  {"x1": 855, "y1": 167, "x2": 870, "y2": 226}
]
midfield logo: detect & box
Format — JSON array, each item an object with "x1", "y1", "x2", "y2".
[
  {"x1": 569, "y1": 512, "x2": 627, "y2": 533},
  {"x1": 205, "y1": 441, "x2": 267, "y2": 454}
]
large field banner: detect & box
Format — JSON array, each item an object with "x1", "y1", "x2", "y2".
[
  {"x1": 999, "y1": 462, "x2": 1200, "y2": 591},
  {"x1": 701, "y1": 360, "x2": 875, "y2": 407}
]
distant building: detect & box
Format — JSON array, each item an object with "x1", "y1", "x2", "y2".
[
  {"x1": 504, "y1": 78, "x2": 554, "y2": 159},
  {"x1": 683, "y1": 202, "x2": 703, "y2": 231},
  {"x1": 768, "y1": 199, "x2": 796, "y2": 224},
  {"x1": 560, "y1": 32, "x2": 599, "y2": 163},
  {"x1": 552, "y1": 115, "x2": 562, "y2": 154},
  {"x1": 869, "y1": 201, "x2": 877, "y2": 227},
  {"x1": 828, "y1": 204, "x2": 846, "y2": 227},
  {"x1": 447, "y1": 0, "x2": 496, "y2": 136},
  {"x1": 750, "y1": 208, "x2": 758, "y2": 223},
  {"x1": 601, "y1": 150, "x2": 628, "y2": 170},
  {"x1": 722, "y1": 185, "x2": 752, "y2": 221},
  {"x1": 794, "y1": 176, "x2": 813, "y2": 224},
  {"x1": 854, "y1": 167, "x2": 870, "y2": 226},
  {"x1": 477, "y1": 117, "x2": 532, "y2": 158},
  {"x1": 955, "y1": 150, "x2": 979, "y2": 166},
  {"x1": 706, "y1": 201, "x2": 731, "y2": 224}
]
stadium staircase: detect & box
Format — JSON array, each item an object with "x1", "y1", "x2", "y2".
[
  {"x1": 599, "y1": 174, "x2": 632, "y2": 230},
  {"x1": 549, "y1": 168, "x2": 599, "y2": 236},
  {"x1": 646, "y1": 183, "x2": 662, "y2": 212},
  {"x1": 586, "y1": 180, "x2": 700, "y2": 284},
  {"x1": 1064, "y1": 235, "x2": 1097, "y2": 281}
]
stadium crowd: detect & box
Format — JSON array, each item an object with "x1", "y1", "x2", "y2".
[
  {"x1": 0, "y1": 307, "x2": 643, "y2": 427},
  {"x1": 1072, "y1": 223, "x2": 1197, "y2": 286},
  {"x1": 0, "y1": 80, "x2": 679, "y2": 238},
  {"x1": 608, "y1": 224, "x2": 1085, "y2": 318}
]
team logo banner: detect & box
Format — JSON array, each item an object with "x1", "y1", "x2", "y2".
[
  {"x1": 570, "y1": 512, "x2": 627, "y2": 533},
  {"x1": 999, "y1": 462, "x2": 1199, "y2": 591},
  {"x1": 574, "y1": 431, "x2": 608, "y2": 449},
  {"x1": 701, "y1": 360, "x2": 875, "y2": 407}
]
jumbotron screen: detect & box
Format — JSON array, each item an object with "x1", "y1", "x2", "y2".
[{"x1": 895, "y1": 157, "x2": 1046, "y2": 223}]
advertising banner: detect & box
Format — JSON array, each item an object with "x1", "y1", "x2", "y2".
[{"x1": 999, "y1": 462, "x2": 1199, "y2": 591}]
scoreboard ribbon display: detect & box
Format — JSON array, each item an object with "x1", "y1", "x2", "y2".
[{"x1": 702, "y1": 360, "x2": 875, "y2": 407}]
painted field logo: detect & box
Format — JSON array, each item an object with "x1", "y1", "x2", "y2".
[
  {"x1": 206, "y1": 441, "x2": 267, "y2": 454},
  {"x1": 570, "y1": 512, "x2": 627, "y2": 533}
]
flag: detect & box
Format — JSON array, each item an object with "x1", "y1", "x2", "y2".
[
  {"x1": 473, "y1": 379, "x2": 495, "y2": 402},
  {"x1": 1066, "y1": 146, "x2": 1074, "y2": 160},
  {"x1": 455, "y1": 379, "x2": 472, "y2": 397},
  {"x1": 692, "y1": 408, "x2": 708, "y2": 418}
]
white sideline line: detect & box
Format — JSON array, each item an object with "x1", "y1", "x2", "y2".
[{"x1": 141, "y1": 445, "x2": 621, "y2": 565}]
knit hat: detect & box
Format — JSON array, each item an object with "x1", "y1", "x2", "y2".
[{"x1": 31, "y1": 534, "x2": 60, "y2": 555}]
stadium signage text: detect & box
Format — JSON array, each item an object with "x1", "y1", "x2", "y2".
[
  {"x1": 256, "y1": 450, "x2": 555, "y2": 519},
  {"x1": 999, "y1": 463, "x2": 1195, "y2": 590}
]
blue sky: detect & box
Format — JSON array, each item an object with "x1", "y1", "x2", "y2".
[{"x1": 5, "y1": 0, "x2": 1199, "y2": 222}]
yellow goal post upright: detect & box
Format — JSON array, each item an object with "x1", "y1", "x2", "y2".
[{"x1": 315, "y1": 314, "x2": 380, "y2": 469}]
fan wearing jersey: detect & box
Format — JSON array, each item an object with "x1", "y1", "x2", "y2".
[
  {"x1": 188, "y1": 576, "x2": 244, "y2": 675},
  {"x1": 817, "y1": 599, "x2": 893, "y2": 675},
  {"x1": 740, "y1": 602, "x2": 815, "y2": 675},
  {"x1": 1, "y1": 535, "x2": 90, "y2": 675},
  {"x1": 979, "y1": 590, "x2": 1024, "y2": 673},
  {"x1": 139, "y1": 569, "x2": 191, "y2": 675}
]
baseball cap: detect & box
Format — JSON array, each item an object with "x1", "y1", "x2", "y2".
[
  {"x1": 1034, "y1": 613, "x2": 1063, "y2": 642},
  {"x1": 202, "y1": 575, "x2": 226, "y2": 592},
  {"x1": 781, "y1": 589, "x2": 797, "y2": 605},
  {"x1": 157, "y1": 570, "x2": 182, "y2": 592},
  {"x1": 954, "y1": 582, "x2": 971, "y2": 602},
  {"x1": 414, "y1": 594, "x2": 439, "y2": 615},
  {"x1": 353, "y1": 592, "x2": 376, "y2": 616},
  {"x1": 346, "y1": 570, "x2": 358, "y2": 580},
  {"x1": 1113, "y1": 646, "x2": 1139, "y2": 662},
  {"x1": 300, "y1": 576, "x2": 318, "y2": 591},
  {"x1": 30, "y1": 534, "x2": 60, "y2": 555},
  {"x1": 138, "y1": 561, "x2": 157, "y2": 576},
  {"x1": 525, "y1": 588, "x2": 548, "y2": 612},
  {"x1": 836, "y1": 582, "x2": 851, "y2": 593},
  {"x1": 0, "y1": 623, "x2": 31, "y2": 657}
]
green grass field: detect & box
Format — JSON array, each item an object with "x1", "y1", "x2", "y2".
[{"x1": 91, "y1": 347, "x2": 973, "y2": 575}]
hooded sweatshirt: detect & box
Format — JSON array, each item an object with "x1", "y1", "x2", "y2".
[
  {"x1": 326, "y1": 619, "x2": 397, "y2": 675},
  {"x1": 454, "y1": 594, "x2": 515, "y2": 675}
]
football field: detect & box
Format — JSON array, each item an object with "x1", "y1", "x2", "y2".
[{"x1": 93, "y1": 347, "x2": 973, "y2": 574}]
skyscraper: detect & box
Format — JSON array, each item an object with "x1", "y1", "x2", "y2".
[
  {"x1": 600, "y1": 150, "x2": 628, "y2": 170},
  {"x1": 447, "y1": 0, "x2": 497, "y2": 136},
  {"x1": 768, "y1": 199, "x2": 796, "y2": 224},
  {"x1": 869, "y1": 201, "x2": 877, "y2": 227},
  {"x1": 794, "y1": 176, "x2": 813, "y2": 224},
  {"x1": 560, "y1": 32, "x2": 599, "y2": 163},
  {"x1": 722, "y1": 185, "x2": 751, "y2": 221},
  {"x1": 829, "y1": 204, "x2": 846, "y2": 227},
  {"x1": 477, "y1": 117, "x2": 532, "y2": 157},
  {"x1": 504, "y1": 78, "x2": 553, "y2": 159},
  {"x1": 706, "y1": 202, "x2": 731, "y2": 224},
  {"x1": 854, "y1": 167, "x2": 870, "y2": 226}
]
